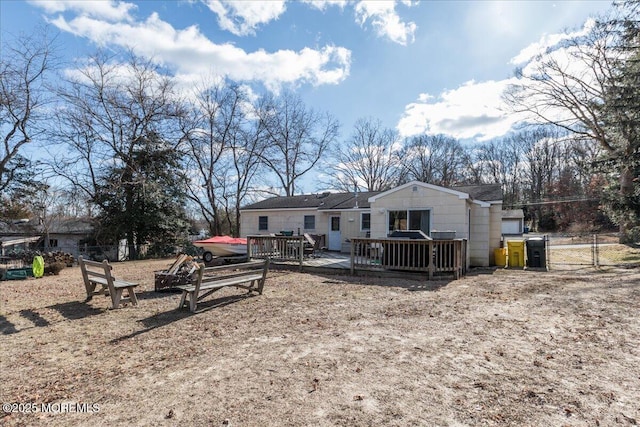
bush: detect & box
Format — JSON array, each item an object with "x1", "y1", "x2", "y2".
[{"x1": 620, "y1": 227, "x2": 640, "y2": 246}]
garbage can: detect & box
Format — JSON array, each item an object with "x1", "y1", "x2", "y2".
[
  {"x1": 507, "y1": 240, "x2": 525, "y2": 267},
  {"x1": 494, "y1": 247, "x2": 507, "y2": 267},
  {"x1": 526, "y1": 238, "x2": 546, "y2": 268}
]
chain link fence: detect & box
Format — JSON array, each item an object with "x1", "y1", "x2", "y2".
[{"x1": 546, "y1": 233, "x2": 640, "y2": 269}]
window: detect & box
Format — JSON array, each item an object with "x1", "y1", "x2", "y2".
[
  {"x1": 331, "y1": 216, "x2": 340, "y2": 231},
  {"x1": 258, "y1": 216, "x2": 268, "y2": 231},
  {"x1": 304, "y1": 215, "x2": 315, "y2": 230},
  {"x1": 388, "y1": 210, "x2": 407, "y2": 232},
  {"x1": 388, "y1": 209, "x2": 430, "y2": 235},
  {"x1": 48, "y1": 239, "x2": 58, "y2": 248},
  {"x1": 361, "y1": 213, "x2": 371, "y2": 231}
]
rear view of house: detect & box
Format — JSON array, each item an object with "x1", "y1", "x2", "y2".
[{"x1": 240, "y1": 181, "x2": 503, "y2": 267}]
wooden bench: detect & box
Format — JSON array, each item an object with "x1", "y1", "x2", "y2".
[
  {"x1": 78, "y1": 256, "x2": 139, "y2": 308},
  {"x1": 176, "y1": 259, "x2": 269, "y2": 312}
]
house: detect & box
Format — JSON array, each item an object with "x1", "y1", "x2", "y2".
[
  {"x1": 0, "y1": 218, "x2": 95, "y2": 258},
  {"x1": 501, "y1": 209, "x2": 525, "y2": 235},
  {"x1": 240, "y1": 181, "x2": 503, "y2": 267}
]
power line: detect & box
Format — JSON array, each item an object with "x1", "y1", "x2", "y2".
[{"x1": 510, "y1": 197, "x2": 600, "y2": 207}]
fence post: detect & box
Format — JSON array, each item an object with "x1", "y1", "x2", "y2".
[{"x1": 593, "y1": 234, "x2": 600, "y2": 268}]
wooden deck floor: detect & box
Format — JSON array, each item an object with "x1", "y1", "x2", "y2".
[{"x1": 271, "y1": 251, "x2": 351, "y2": 271}]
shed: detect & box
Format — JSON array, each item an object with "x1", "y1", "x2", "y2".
[{"x1": 502, "y1": 209, "x2": 525, "y2": 235}]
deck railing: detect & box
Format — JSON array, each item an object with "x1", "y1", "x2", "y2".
[
  {"x1": 247, "y1": 235, "x2": 467, "y2": 278},
  {"x1": 247, "y1": 235, "x2": 307, "y2": 269},
  {"x1": 350, "y1": 238, "x2": 467, "y2": 279}
]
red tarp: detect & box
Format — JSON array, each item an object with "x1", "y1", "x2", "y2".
[{"x1": 194, "y1": 236, "x2": 247, "y2": 245}]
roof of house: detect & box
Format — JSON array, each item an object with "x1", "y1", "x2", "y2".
[
  {"x1": 502, "y1": 209, "x2": 525, "y2": 219},
  {"x1": 0, "y1": 218, "x2": 95, "y2": 237},
  {"x1": 241, "y1": 191, "x2": 381, "y2": 210},
  {"x1": 450, "y1": 184, "x2": 503, "y2": 202},
  {"x1": 241, "y1": 183, "x2": 502, "y2": 211}
]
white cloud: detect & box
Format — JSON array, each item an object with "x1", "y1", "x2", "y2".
[
  {"x1": 41, "y1": 6, "x2": 351, "y2": 92},
  {"x1": 510, "y1": 18, "x2": 597, "y2": 65},
  {"x1": 354, "y1": 1, "x2": 417, "y2": 45},
  {"x1": 397, "y1": 79, "x2": 523, "y2": 140},
  {"x1": 302, "y1": 0, "x2": 348, "y2": 11},
  {"x1": 398, "y1": 17, "x2": 608, "y2": 142},
  {"x1": 202, "y1": 0, "x2": 287, "y2": 36},
  {"x1": 28, "y1": 0, "x2": 136, "y2": 22}
]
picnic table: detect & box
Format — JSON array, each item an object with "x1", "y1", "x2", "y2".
[{"x1": 176, "y1": 259, "x2": 269, "y2": 312}]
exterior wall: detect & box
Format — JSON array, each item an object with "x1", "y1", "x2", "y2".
[
  {"x1": 240, "y1": 209, "x2": 323, "y2": 236},
  {"x1": 337, "y1": 209, "x2": 371, "y2": 239},
  {"x1": 501, "y1": 218, "x2": 523, "y2": 235},
  {"x1": 241, "y1": 209, "x2": 371, "y2": 252},
  {"x1": 469, "y1": 203, "x2": 490, "y2": 266},
  {"x1": 49, "y1": 234, "x2": 82, "y2": 254},
  {"x1": 329, "y1": 209, "x2": 371, "y2": 252},
  {"x1": 369, "y1": 185, "x2": 468, "y2": 239},
  {"x1": 489, "y1": 203, "x2": 503, "y2": 265}
]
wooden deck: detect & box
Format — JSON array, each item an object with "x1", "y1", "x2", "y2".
[
  {"x1": 271, "y1": 251, "x2": 352, "y2": 272},
  {"x1": 247, "y1": 235, "x2": 467, "y2": 279}
]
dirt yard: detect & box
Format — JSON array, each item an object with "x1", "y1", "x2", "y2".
[{"x1": 1, "y1": 260, "x2": 639, "y2": 426}]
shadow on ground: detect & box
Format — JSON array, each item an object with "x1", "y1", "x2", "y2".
[{"x1": 110, "y1": 293, "x2": 254, "y2": 343}]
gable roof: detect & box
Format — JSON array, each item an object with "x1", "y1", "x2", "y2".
[
  {"x1": 241, "y1": 182, "x2": 502, "y2": 211},
  {"x1": 241, "y1": 191, "x2": 382, "y2": 211},
  {"x1": 451, "y1": 184, "x2": 502, "y2": 202},
  {"x1": 502, "y1": 209, "x2": 525, "y2": 219},
  {"x1": 368, "y1": 181, "x2": 471, "y2": 203}
]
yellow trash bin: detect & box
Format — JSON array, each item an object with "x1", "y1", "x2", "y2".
[
  {"x1": 494, "y1": 248, "x2": 507, "y2": 267},
  {"x1": 507, "y1": 241, "x2": 525, "y2": 267}
]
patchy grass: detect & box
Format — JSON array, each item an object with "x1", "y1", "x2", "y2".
[
  {"x1": 550, "y1": 243, "x2": 640, "y2": 266},
  {"x1": 1, "y1": 260, "x2": 639, "y2": 426}
]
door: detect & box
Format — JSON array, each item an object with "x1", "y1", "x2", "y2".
[{"x1": 328, "y1": 216, "x2": 341, "y2": 251}]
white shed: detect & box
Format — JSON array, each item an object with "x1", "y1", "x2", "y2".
[{"x1": 502, "y1": 209, "x2": 525, "y2": 235}]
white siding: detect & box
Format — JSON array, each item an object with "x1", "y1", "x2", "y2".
[
  {"x1": 240, "y1": 209, "x2": 322, "y2": 236},
  {"x1": 369, "y1": 185, "x2": 468, "y2": 239}
]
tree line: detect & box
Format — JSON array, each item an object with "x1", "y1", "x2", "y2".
[{"x1": 1, "y1": 1, "x2": 638, "y2": 257}]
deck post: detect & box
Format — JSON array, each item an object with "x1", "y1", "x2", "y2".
[
  {"x1": 350, "y1": 241, "x2": 355, "y2": 275},
  {"x1": 428, "y1": 241, "x2": 434, "y2": 280},
  {"x1": 299, "y1": 236, "x2": 304, "y2": 271}
]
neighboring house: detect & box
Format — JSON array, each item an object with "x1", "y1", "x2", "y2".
[
  {"x1": 240, "y1": 180, "x2": 503, "y2": 267},
  {"x1": 0, "y1": 218, "x2": 95, "y2": 258},
  {"x1": 0, "y1": 236, "x2": 41, "y2": 256},
  {"x1": 44, "y1": 218, "x2": 96, "y2": 256},
  {"x1": 501, "y1": 209, "x2": 525, "y2": 235}
]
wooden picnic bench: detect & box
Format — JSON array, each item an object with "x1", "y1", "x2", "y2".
[
  {"x1": 78, "y1": 256, "x2": 139, "y2": 309},
  {"x1": 176, "y1": 259, "x2": 269, "y2": 312}
]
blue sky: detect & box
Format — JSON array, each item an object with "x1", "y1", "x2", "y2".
[{"x1": 1, "y1": 0, "x2": 613, "y2": 190}]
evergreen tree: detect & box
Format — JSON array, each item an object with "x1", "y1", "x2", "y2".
[
  {"x1": 597, "y1": 0, "x2": 640, "y2": 242},
  {"x1": 93, "y1": 133, "x2": 189, "y2": 258}
]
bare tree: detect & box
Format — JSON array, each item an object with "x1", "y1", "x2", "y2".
[
  {"x1": 472, "y1": 135, "x2": 523, "y2": 207},
  {"x1": 504, "y1": 3, "x2": 640, "y2": 239},
  {"x1": 181, "y1": 81, "x2": 267, "y2": 237},
  {"x1": 398, "y1": 134, "x2": 467, "y2": 187},
  {"x1": 256, "y1": 91, "x2": 339, "y2": 196},
  {"x1": 182, "y1": 82, "x2": 246, "y2": 236},
  {"x1": 0, "y1": 27, "x2": 57, "y2": 194},
  {"x1": 223, "y1": 118, "x2": 267, "y2": 236},
  {"x1": 51, "y1": 51, "x2": 187, "y2": 258},
  {"x1": 326, "y1": 117, "x2": 400, "y2": 192}
]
